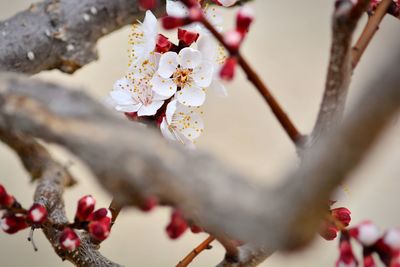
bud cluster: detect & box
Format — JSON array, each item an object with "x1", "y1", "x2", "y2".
[
  {"x1": 369, "y1": 0, "x2": 400, "y2": 19},
  {"x1": 335, "y1": 222, "x2": 400, "y2": 267},
  {"x1": 319, "y1": 206, "x2": 352, "y2": 241}
]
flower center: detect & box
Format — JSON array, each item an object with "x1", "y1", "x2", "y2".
[{"x1": 173, "y1": 68, "x2": 193, "y2": 88}]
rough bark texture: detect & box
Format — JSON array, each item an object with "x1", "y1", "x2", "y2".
[
  {"x1": 0, "y1": 0, "x2": 165, "y2": 74},
  {"x1": 0, "y1": 129, "x2": 122, "y2": 267},
  {"x1": 0, "y1": 65, "x2": 399, "y2": 254}
]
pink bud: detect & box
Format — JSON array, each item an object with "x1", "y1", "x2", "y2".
[
  {"x1": 88, "y1": 221, "x2": 110, "y2": 241},
  {"x1": 349, "y1": 221, "x2": 380, "y2": 246},
  {"x1": 166, "y1": 209, "x2": 188, "y2": 239},
  {"x1": 178, "y1": 28, "x2": 200, "y2": 46},
  {"x1": 384, "y1": 229, "x2": 400, "y2": 251},
  {"x1": 27, "y1": 203, "x2": 48, "y2": 224},
  {"x1": 223, "y1": 30, "x2": 243, "y2": 52},
  {"x1": 156, "y1": 34, "x2": 172, "y2": 53},
  {"x1": 190, "y1": 224, "x2": 203, "y2": 234},
  {"x1": 336, "y1": 238, "x2": 358, "y2": 267},
  {"x1": 332, "y1": 207, "x2": 351, "y2": 227},
  {"x1": 162, "y1": 17, "x2": 188, "y2": 30},
  {"x1": 363, "y1": 253, "x2": 376, "y2": 267},
  {"x1": 139, "y1": 0, "x2": 157, "y2": 10},
  {"x1": 59, "y1": 228, "x2": 80, "y2": 251},
  {"x1": 139, "y1": 196, "x2": 158, "y2": 212},
  {"x1": 319, "y1": 221, "x2": 339, "y2": 241},
  {"x1": 0, "y1": 214, "x2": 28, "y2": 234},
  {"x1": 220, "y1": 57, "x2": 237, "y2": 81},
  {"x1": 90, "y1": 208, "x2": 112, "y2": 226},
  {"x1": 0, "y1": 184, "x2": 15, "y2": 208},
  {"x1": 236, "y1": 6, "x2": 254, "y2": 35},
  {"x1": 75, "y1": 195, "x2": 96, "y2": 222}
]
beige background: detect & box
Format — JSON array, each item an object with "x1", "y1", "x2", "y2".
[{"x1": 1, "y1": 1, "x2": 400, "y2": 266}]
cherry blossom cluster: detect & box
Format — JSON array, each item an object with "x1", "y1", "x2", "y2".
[
  {"x1": 336, "y1": 222, "x2": 400, "y2": 267},
  {"x1": 0, "y1": 185, "x2": 113, "y2": 252},
  {"x1": 108, "y1": 0, "x2": 254, "y2": 148}
]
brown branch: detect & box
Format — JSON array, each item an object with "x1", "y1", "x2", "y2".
[
  {"x1": 0, "y1": 0, "x2": 166, "y2": 74},
  {"x1": 176, "y1": 236, "x2": 215, "y2": 267},
  {"x1": 0, "y1": 66, "x2": 399, "y2": 256},
  {"x1": 199, "y1": 15, "x2": 303, "y2": 145},
  {"x1": 352, "y1": 0, "x2": 392, "y2": 68},
  {"x1": 310, "y1": 0, "x2": 371, "y2": 144},
  {"x1": 0, "y1": 129, "x2": 122, "y2": 267}
]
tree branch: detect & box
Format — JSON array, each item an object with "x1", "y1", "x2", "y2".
[
  {"x1": 310, "y1": 0, "x2": 371, "y2": 144},
  {"x1": 0, "y1": 129, "x2": 122, "y2": 267},
  {"x1": 0, "y1": 0, "x2": 165, "y2": 74},
  {"x1": 0, "y1": 64, "x2": 399, "y2": 257}
]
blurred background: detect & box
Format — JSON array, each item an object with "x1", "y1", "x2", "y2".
[{"x1": 1, "y1": 1, "x2": 400, "y2": 266}]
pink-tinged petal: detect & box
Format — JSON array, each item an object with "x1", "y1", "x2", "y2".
[
  {"x1": 166, "y1": 0, "x2": 189, "y2": 18},
  {"x1": 177, "y1": 85, "x2": 206, "y2": 106},
  {"x1": 110, "y1": 90, "x2": 135, "y2": 106},
  {"x1": 151, "y1": 75, "x2": 177, "y2": 98},
  {"x1": 137, "y1": 100, "x2": 164, "y2": 116},
  {"x1": 165, "y1": 100, "x2": 178, "y2": 124},
  {"x1": 178, "y1": 48, "x2": 202, "y2": 69},
  {"x1": 160, "y1": 118, "x2": 176, "y2": 142},
  {"x1": 192, "y1": 62, "x2": 214, "y2": 87},
  {"x1": 158, "y1": 52, "x2": 179, "y2": 78}
]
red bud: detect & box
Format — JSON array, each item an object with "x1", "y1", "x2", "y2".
[
  {"x1": 178, "y1": 28, "x2": 199, "y2": 46},
  {"x1": 0, "y1": 184, "x2": 15, "y2": 208},
  {"x1": 220, "y1": 57, "x2": 237, "y2": 81},
  {"x1": 156, "y1": 34, "x2": 173, "y2": 53},
  {"x1": 162, "y1": 17, "x2": 188, "y2": 30},
  {"x1": 139, "y1": 0, "x2": 157, "y2": 10},
  {"x1": 166, "y1": 209, "x2": 188, "y2": 239},
  {"x1": 140, "y1": 196, "x2": 158, "y2": 212},
  {"x1": 27, "y1": 203, "x2": 48, "y2": 224},
  {"x1": 1, "y1": 214, "x2": 28, "y2": 234},
  {"x1": 59, "y1": 228, "x2": 80, "y2": 251},
  {"x1": 88, "y1": 220, "x2": 110, "y2": 241},
  {"x1": 332, "y1": 207, "x2": 351, "y2": 227},
  {"x1": 236, "y1": 6, "x2": 254, "y2": 35},
  {"x1": 75, "y1": 195, "x2": 96, "y2": 222}
]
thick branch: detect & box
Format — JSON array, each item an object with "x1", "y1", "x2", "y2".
[
  {"x1": 311, "y1": 0, "x2": 370, "y2": 143},
  {"x1": 0, "y1": 0, "x2": 165, "y2": 74},
  {"x1": 0, "y1": 129, "x2": 122, "y2": 267},
  {"x1": 0, "y1": 66, "x2": 399, "y2": 255}
]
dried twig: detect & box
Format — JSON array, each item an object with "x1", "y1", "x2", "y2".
[
  {"x1": 0, "y1": 129, "x2": 122, "y2": 267},
  {"x1": 176, "y1": 236, "x2": 215, "y2": 267},
  {"x1": 352, "y1": 0, "x2": 392, "y2": 68}
]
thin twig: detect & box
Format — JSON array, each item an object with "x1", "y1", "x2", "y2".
[
  {"x1": 200, "y1": 17, "x2": 303, "y2": 144},
  {"x1": 351, "y1": 0, "x2": 392, "y2": 68},
  {"x1": 176, "y1": 236, "x2": 215, "y2": 267}
]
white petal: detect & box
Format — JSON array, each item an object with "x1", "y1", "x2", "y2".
[
  {"x1": 160, "y1": 118, "x2": 177, "y2": 142},
  {"x1": 158, "y1": 52, "x2": 179, "y2": 78},
  {"x1": 115, "y1": 104, "x2": 142, "y2": 113},
  {"x1": 209, "y1": 79, "x2": 228, "y2": 97},
  {"x1": 166, "y1": 0, "x2": 189, "y2": 18},
  {"x1": 165, "y1": 100, "x2": 178, "y2": 124},
  {"x1": 174, "y1": 130, "x2": 196, "y2": 149},
  {"x1": 178, "y1": 47, "x2": 202, "y2": 69},
  {"x1": 180, "y1": 113, "x2": 204, "y2": 140},
  {"x1": 205, "y1": 6, "x2": 223, "y2": 27},
  {"x1": 113, "y1": 77, "x2": 133, "y2": 91},
  {"x1": 177, "y1": 85, "x2": 206, "y2": 106},
  {"x1": 142, "y1": 11, "x2": 158, "y2": 35},
  {"x1": 218, "y1": 0, "x2": 238, "y2": 7},
  {"x1": 151, "y1": 75, "x2": 177, "y2": 98},
  {"x1": 192, "y1": 62, "x2": 214, "y2": 87},
  {"x1": 137, "y1": 100, "x2": 164, "y2": 116},
  {"x1": 197, "y1": 36, "x2": 217, "y2": 62},
  {"x1": 110, "y1": 90, "x2": 135, "y2": 106}
]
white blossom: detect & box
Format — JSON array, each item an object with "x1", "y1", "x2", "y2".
[
  {"x1": 154, "y1": 47, "x2": 213, "y2": 106},
  {"x1": 160, "y1": 100, "x2": 204, "y2": 148},
  {"x1": 110, "y1": 53, "x2": 167, "y2": 116},
  {"x1": 128, "y1": 10, "x2": 158, "y2": 68}
]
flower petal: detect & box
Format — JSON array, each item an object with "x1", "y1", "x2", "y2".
[
  {"x1": 158, "y1": 52, "x2": 179, "y2": 78},
  {"x1": 192, "y1": 61, "x2": 214, "y2": 87},
  {"x1": 209, "y1": 79, "x2": 228, "y2": 97},
  {"x1": 160, "y1": 118, "x2": 176, "y2": 142},
  {"x1": 165, "y1": 100, "x2": 178, "y2": 124},
  {"x1": 137, "y1": 100, "x2": 165, "y2": 116},
  {"x1": 197, "y1": 36, "x2": 217, "y2": 62},
  {"x1": 166, "y1": 0, "x2": 189, "y2": 18},
  {"x1": 178, "y1": 47, "x2": 202, "y2": 69},
  {"x1": 151, "y1": 75, "x2": 177, "y2": 98},
  {"x1": 110, "y1": 90, "x2": 135, "y2": 106},
  {"x1": 177, "y1": 85, "x2": 206, "y2": 106},
  {"x1": 142, "y1": 11, "x2": 158, "y2": 35},
  {"x1": 180, "y1": 112, "x2": 204, "y2": 140},
  {"x1": 116, "y1": 104, "x2": 142, "y2": 113}
]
